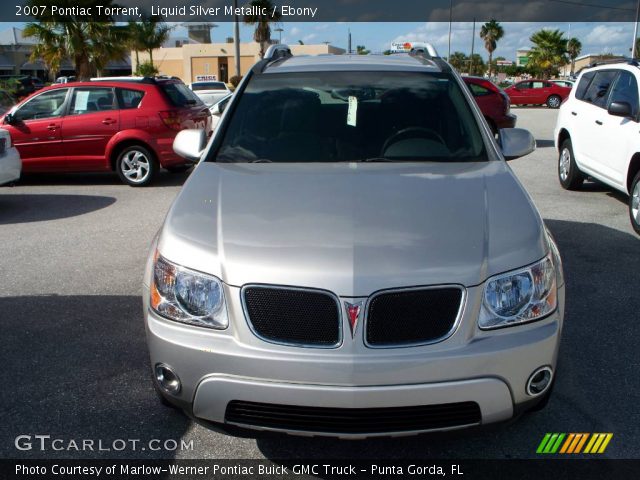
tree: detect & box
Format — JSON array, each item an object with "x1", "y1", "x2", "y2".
[
  {"x1": 129, "y1": 15, "x2": 172, "y2": 69},
  {"x1": 468, "y1": 54, "x2": 485, "y2": 76},
  {"x1": 634, "y1": 38, "x2": 640, "y2": 58},
  {"x1": 448, "y1": 51, "x2": 467, "y2": 72},
  {"x1": 23, "y1": 0, "x2": 128, "y2": 80},
  {"x1": 566, "y1": 37, "x2": 582, "y2": 75},
  {"x1": 356, "y1": 45, "x2": 370, "y2": 55},
  {"x1": 528, "y1": 29, "x2": 568, "y2": 79},
  {"x1": 243, "y1": 0, "x2": 282, "y2": 58},
  {"x1": 479, "y1": 20, "x2": 504, "y2": 78}
]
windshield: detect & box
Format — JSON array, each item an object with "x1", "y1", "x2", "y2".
[{"x1": 212, "y1": 71, "x2": 487, "y2": 163}]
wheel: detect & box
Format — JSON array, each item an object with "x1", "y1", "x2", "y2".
[
  {"x1": 629, "y1": 170, "x2": 640, "y2": 235},
  {"x1": 547, "y1": 95, "x2": 562, "y2": 109},
  {"x1": 166, "y1": 165, "x2": 191, "y2": 174},
  {"x1": 115, "y1": 145, "x2": 158, "y2": 186},
  {"x1": 558, "y1": 139, "x2": 584, "y2": 190}
]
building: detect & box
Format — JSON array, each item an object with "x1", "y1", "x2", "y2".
[
  {"x1": 559, "y1": 53, "x2": 626, "y2": 77},
  {"x1": 134, "y1": 41, "x2": 345, "y2": 83},
  {"x1": 0, "y1": 27, "x2": 131, "y2": 80},
  {"x1": 516, "y1": 48, "x2": 531, "y2": 67}
]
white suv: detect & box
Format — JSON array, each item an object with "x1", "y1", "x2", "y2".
[{"x1": 554, "y1": 61, "x2": 640, "y2": 234}]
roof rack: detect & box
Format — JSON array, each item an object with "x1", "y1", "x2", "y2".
[
  {"x1": 253, "y1": 44, "x2": 293, "y2": 74},
  {"x1": 407, "y1": 42, "x2": 439, "y2": 59},
  {"x1": 587, "y1": 57, "x2": 639, "y2": 68},
  {"x1": 264, "y1": 44, "x2": 292, "y2": 61},
  {"x1": 90, "y1": 76, "x2": 182, "y2": 83}
]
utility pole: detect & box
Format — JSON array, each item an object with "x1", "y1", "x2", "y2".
[
  {"x1": 233, "y1": 0, "x2": 241, "y2": 77},
  {"x1": 633, "y1": 0, "x2": 640, "y2": 58},
  {"x1": 348, "y1": 28, "x2": 352, "y2": 54},
  {"x1": 448, "y1": 0, "x2": 453, "y2": 59},
  {"x1": 470, "y1": 18, "x2": 476, "y2": 75}
]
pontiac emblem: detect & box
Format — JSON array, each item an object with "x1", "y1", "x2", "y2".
[{"x1": 344, "y1": 301, "x2": 363, "y2": 338}]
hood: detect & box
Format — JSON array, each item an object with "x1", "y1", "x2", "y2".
[{"x1": 159, "y1": 161, "x2": 547, "y2": 296}]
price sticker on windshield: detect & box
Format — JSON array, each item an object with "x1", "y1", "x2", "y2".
[{"x1": 347, "y1": 96, "x2": 358, "y2": 127}]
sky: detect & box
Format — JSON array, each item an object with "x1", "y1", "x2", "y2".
[
  {"x1": 2, "y1": 20, "x2": 637, "y2": 61},
  {"x1": 173, "y1": 21, "x2": 639, "y2": 60}
]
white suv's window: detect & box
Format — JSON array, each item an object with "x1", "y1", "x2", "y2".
[
  {"x1": 608, "y1": 71, "x2": 639, "y2": 118},
  {"x1": 582, "y1": 70, "x2": 617, "y2": 108}
]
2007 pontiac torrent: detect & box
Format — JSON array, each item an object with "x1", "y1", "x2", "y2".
[{"x1": 143, "y1": 43, "x2": 565, "y2": 438}]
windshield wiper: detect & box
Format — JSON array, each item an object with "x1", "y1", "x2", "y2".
[{"x1": 360, "y1": 157, "x2": 396, "y2": 162}]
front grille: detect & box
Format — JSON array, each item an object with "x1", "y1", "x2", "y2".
[
  {"x1": 366, "y1": 287, "x2": 463, "y2": 346},
  {"x1": 243, "y1": 286, "x2": 341, "y2": 347},
  {"x1": 225, "y1": 400, "x2": 481, "y2": 434}
]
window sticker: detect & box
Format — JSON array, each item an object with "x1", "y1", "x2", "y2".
[
  {"x1": 74, "y1": 91, "x2": 90, "y2": 111},
  {"x1": 347, "y1": 95, "x2": 358, "y2": 127}
]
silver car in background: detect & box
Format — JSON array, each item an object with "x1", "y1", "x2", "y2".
[{"x1": 143, "y1": 44, "x2": 564, "y2": 438}]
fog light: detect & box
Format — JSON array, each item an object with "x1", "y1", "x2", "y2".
[
  {"x1": 526, "y1": 366, "x2": 553, "y2": 396},
  {"x1": 155, "y1": 363, "x2": 181, "y2": 395}
]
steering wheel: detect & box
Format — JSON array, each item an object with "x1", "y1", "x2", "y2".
[{"x1": 381, "y1": 127, "x2": 446, "y2": 156}]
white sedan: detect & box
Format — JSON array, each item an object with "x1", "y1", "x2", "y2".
[
  {"x1": 0, "y1": 128, "x2": 20, "y2": 186},
  {"x1": 188, "y1": 81, "x2": 231, "y2": 107}
]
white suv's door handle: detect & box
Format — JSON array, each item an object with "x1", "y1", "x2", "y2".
[
  {"x1": 571, "y1": 111, "x2": 577, "y2": 116},
  {"x1": 595, "y1": 120, "x2": 603, "y2": 125}
]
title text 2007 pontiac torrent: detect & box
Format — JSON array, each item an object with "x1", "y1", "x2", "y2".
[{"x1": 143, "y1": 44, "x2": 564, "y2": 438}]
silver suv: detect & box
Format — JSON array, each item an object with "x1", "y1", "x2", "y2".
[{"x1": 143, "y1": 44, "x2": 565, "y2": 438}]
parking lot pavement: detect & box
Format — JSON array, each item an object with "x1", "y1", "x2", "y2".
[{"x1": 0, "y1": 108, "x2": 638, "y2": 461}]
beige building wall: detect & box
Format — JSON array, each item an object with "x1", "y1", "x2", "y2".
[{"x1": 133, "y1": 42, "x2": 345, "y2": 83}]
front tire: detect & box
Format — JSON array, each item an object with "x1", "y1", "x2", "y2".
[
  {"x1": 558, "y1": 139, "x2": 584, "y2": 190},
  {"x1": 547, "y1": 95, "x2": 562, "y2": 109},
  {"x1": 629, "y1": 171, "x2": 640, "y2": 235},
  {"x1": 116, "y1": 145, "x2": 158, "y2": 186}
]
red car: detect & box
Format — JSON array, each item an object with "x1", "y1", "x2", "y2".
[
  {"x1": 504, "y1": 79, "x2": 571, "y2": 109},
  {"x1": 0, "y1": 77, "x2": 212, "y2": 186},
  {"x1": 463, "y1": 76, "x2": 517, "y2": 134}
]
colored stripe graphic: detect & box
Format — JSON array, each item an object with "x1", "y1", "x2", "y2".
[{"x1": 538, "y1": 433, "x2": 613, "y2": 454}]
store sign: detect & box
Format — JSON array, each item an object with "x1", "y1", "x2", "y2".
[
  {"x1": 195, "y1": 75, "x2": 217, "y2": 81},
  {"x1": 390, "y1": 42, "x2": 413, "y2": 53}
]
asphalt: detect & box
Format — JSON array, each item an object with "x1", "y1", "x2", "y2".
[{"x1": 0, "y1": 107, "x2": 638, "y2": 461}]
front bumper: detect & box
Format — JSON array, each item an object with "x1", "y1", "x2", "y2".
[{"x1": 143, "y1": 279, "x2": 564, "y2": 438}]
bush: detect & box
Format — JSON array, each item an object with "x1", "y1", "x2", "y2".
[
  {"x1": 229, "y1": 75, "x2": 243, "y2": 88},
  {"x1": 135, "y1": 61, "x2": 159, "y2": 77}
]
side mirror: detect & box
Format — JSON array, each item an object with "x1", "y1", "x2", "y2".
[
  {"x1": 173, "y1": 129, "x2": 207, "y2": 162},
  {"x1": 498, "y1": 128, "x2": 536, "y2": 160},
  {"x1": 608, "y1": 101, "x2": 633, "y2": 118},
  {"x1": 4, "y1": 112, "x2": 15, "y2": 125}
]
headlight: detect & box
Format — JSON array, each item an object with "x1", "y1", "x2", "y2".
[
  {"x1": 479, "y1": 254, "x2": 557, "y2": 330},
  {"x1": 150, "y1": 253, "x2": 228, "y2": 329}
]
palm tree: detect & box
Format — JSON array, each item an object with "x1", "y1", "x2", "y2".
[
  {"x1": 479, "y1": 20, "x2": 504, "y2": 78},
  {"x1": 634, "y1": 37, "x2": 640, "y2": 58},
  {"x1": 448, "y1": 51, "x2": 467, "y2": 72},
  {"x1": 566, "y1": 37, "x2": 582, "y2": 75},
  {"x1": 130, "y1": 16, "x2": 172, "y2": 67},
  {"x1": 23, "y1": 0, "x2": 126, "y2": 80},
  {"x1": 243, "y1": 0, "x2": 282, "y2": 58},
  {"x1": 529, "y1": 29, "x2": 568, "y2": 79}
]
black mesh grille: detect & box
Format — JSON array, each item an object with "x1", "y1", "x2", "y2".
[
  {"x1": 243, "y1": 287, "x2": 340, "y2": 346},
  {"x1": 366, "y1": 288, "x2": 463, "y2": 346},
  {"x1": 225, "y1": 400, "x2": 481, "y2": 434}
]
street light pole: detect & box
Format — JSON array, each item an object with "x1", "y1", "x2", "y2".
[
  {"x1": 233, "y1": 0, "x2": 241, "y2": 77},
  {"x1": 633, "y1": 0, "x2": 640, "y2": 58},
  {"x1": 448, "y1": 0, "x2": 453, "y2": 59}
]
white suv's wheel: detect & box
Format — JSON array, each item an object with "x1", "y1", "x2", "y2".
[
  {"x1": 116, "y1": 145, "x2": 158, "y2": 187},
  {"x1": 558, "y1": 139, "x2": 584, "y2": 190},
  {"x1": 629, "y1": 171, "x2": 640, "y2": 235}
]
